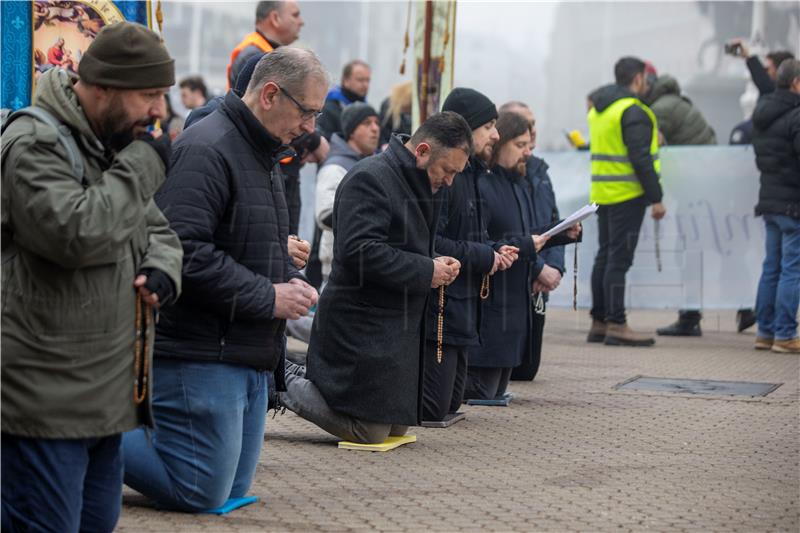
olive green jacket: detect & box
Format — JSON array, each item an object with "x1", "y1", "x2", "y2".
[
  {"x1": 644, "y1": 75, "x2": 717, "y2": 146},
  {"x1": 1, "y1": 69, "x2": 183, "y2": 438}
]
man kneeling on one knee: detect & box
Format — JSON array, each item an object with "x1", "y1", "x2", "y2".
[{"x1": 282, "y1": 112, "x2": 474, "y2": 444}]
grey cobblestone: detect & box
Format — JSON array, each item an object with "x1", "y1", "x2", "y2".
[{"x1": 118, "y1": 310, "x2": 799, "y2": 532}]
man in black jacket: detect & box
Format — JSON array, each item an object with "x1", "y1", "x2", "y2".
[
  {"x1": 727, "y1": 38, "x2": 794, "y2": 145},
  {"x1": 316, "y1": 59, "x2": 371, "y2": 140},
  {"x1": 282, "y1": 112, "x2": 473, "y2": 443},
  {"x1": 587, "y1": 57, "x2": 666, "y2": 346},
  {"x1": 122, "y1": 48, "x2": 326, "y2": 512},
  {"x1": 752, "y1": 59, "x2": 800, "y2": 354},
  {"x1": 421, "y1": 88, "x2": 517, "y2": 423}
]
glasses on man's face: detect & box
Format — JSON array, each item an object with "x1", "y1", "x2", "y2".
[{"x1": 278, "y1": 85, "x2": 322, "y2": 122}]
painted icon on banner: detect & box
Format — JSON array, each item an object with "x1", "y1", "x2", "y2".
[{"x1": 32, "y1": 1, "x2": 124, "y2": 82}]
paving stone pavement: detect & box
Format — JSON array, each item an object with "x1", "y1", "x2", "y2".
[{"x1": 117, "y1": 309, "x2": 799, "y2": 532}]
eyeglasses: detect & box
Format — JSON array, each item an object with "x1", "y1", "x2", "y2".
[{"x1": 278, "y1": 85, "x2": 322, "y2": 121}]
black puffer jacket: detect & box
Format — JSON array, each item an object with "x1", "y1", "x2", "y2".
[
  {"x1": 154, "y1": 91, "x2": 302, "y2": 371},
  {"x1": 752, "y1": 89, "x2": 800, "y2": 220}
]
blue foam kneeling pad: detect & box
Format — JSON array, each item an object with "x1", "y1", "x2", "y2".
[
  {"x1": 466, "y1": 392, "x2": 512, "y2": 406},
  {"x1": 202, "y1": 496, "x2": 258, "y2": 515}
]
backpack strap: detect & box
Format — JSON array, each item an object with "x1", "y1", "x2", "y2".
[{"x1": 2, "y1": 106, "x2": 85, "y2": 185}]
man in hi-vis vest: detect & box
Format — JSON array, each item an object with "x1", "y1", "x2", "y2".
[
  {"x1": 226, "y1": 1, "x2": 304, "y2": 89},
  {"x1": 586, "y1": 56, "x2": 667, "y2": 347}
]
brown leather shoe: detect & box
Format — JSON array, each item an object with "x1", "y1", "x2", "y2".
[
  {"x1": 771, "y1": 338, "x2": 800, "y2": 353},
  {"x1": 603, "y1": 322, "x2": 655, "y2": 347},
  {"x1": 754, "y1": 336, "x2": 774, "y2": 350},
  {"x1": 587, "y1": 320, "x2": 607, "y2": 343}
]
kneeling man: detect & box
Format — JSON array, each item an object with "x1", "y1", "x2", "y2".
[{"x1": 283, "y1": 112, "x2": 474, "y2": 443}]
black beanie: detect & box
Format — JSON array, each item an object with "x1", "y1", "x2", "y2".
[
  {"x1": 78, "y1": 22, "x2": 175, "y2": 89},
  {"x1": 442, "y1": 87, "x2": 497, "y2": 130},
  {"x1": 342, "y1": 102, "x2": 378, "y2": 140}
]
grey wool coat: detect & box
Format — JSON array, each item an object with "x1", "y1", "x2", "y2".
[{"x1": 306, "y1": 135, "x2": 437, "y2": 426}]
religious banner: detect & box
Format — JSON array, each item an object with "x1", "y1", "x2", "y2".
[
  {"x1": 411, "y1": 0, "x2": 456, "y2": 130},
  {"x1": 1, "y1": 1, "x2": 152, "y2": 111}
]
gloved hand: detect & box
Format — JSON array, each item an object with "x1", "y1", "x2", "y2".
[
  {"x1": 137, "y1": 133, "x2": 172, "y2": 171},
  {"x1": 136, "y1": 268, "x2": 176, "y2": 307}
]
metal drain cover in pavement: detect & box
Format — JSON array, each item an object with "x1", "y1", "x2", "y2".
[{"x1": 614, "y1": 376, "x2": 782, "y2": 397}]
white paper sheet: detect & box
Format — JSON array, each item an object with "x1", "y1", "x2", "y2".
[{"x1": 541, "y1": 203, "x2": 598, "y2": 238}]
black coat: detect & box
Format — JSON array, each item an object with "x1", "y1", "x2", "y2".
[
  {"x1": 306, "y1": 136, "x2": 436, "y2": 426},
  {"x1": 470, "y1": 166, "x2": 576, "y2": 368},
  {"x1": 753, "y1": 89, "x2": 800, "y2": 220},
  {"x1": 425, "y1": 156, "x2": 495, "y2": 347},
  {"x1": 154, "y1": 91, "x2": 302, "y2": 371},
  {"x1": 527, "y1": 156, "x2": 565, "y2": 279}
]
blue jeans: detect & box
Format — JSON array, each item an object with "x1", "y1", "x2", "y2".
[
  {"x1": 2, "y1": 434, "x2": 122, "y2": 533},
  {"x1": 756, "y1": 214, "x2": 800, "y2": 341},
  {"x1": 122, "y1": 358, "x2": 268, "y2": 511}
]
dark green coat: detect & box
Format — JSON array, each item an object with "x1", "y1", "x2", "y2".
[
  {"x1": 1, "y1": 69, "x2": 183, "y2": 438},
  {"x1": 644, "y1": 75, "x2": 716, "y2": 146}
]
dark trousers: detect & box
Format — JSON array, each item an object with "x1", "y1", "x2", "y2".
[
  {"x1": 2, "y1": 433, "x2": 123, "y2": 533},
  {"x1": 422, "y1": 340, "x2": 468, "y2": 421},
  {"x1": 590, "y1": 196, "x2": 647, "y2": 324},
  {"x1": 464, "y1": 367, "x2": 513, "y2": 400}
]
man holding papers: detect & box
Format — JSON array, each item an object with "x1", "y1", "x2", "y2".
[{"x1": 587, "y1": 56, "x2": 667, "y2": 346}]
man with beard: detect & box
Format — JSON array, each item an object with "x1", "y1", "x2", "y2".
[
  {"x1": 421, "y1": 88, "x2": 518, "y2": 423},
  {"x1": 1, "y1": 22, "x2": 182, "y2": 532},
  {"x1": 466, "y1": 112, "x2": 578, "y2": 401},
  {"x1": 282, "y1": 112, "x2": 472, "y2": 444},
  {"x1": 122, "y1": 47, "x2": 324, "y2": 512},
  {"x1": 499, "y1": 101, "x2": 567, "y2": 381}
]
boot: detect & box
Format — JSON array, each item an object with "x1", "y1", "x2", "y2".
[
  {"x1": 737, "y1": 308, "x2": 756, "y2": 333},
  {"x1": 771, "y1": 338, "x2": 800, "y2": 354},
  {"x1": 587, "y1": 320, "x2": 607, "y2": 343},
  {"x1": 604, "y1": 322, "x2": 655, "y2": 347},
  {"x1": 754, "y1": 336, "x2": 774, "y2": 351},
  {"x1": 656, "y1": 310, "x2": 702, "y2": 337}
]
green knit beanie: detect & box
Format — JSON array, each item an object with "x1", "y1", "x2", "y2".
[{"x1": 78, "y1": 21, "x2": 175, "y2": 89}]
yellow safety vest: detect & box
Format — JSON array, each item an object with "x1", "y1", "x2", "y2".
[{"x1": 587, "y1": 97, "x2": 660, "y2": 205}]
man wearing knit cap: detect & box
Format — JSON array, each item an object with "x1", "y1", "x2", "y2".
[
  {"x1": 421, "y1": 87, "x2": 519, "y2": 423},
  {"x1": 315, "y1": 102, "x2": 380, "y2": 283},
  {"x1": 1, "y1": 21, "x2": 182, "y2": 532}
]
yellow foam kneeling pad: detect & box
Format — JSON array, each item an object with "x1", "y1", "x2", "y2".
[{"x1": 337, "y1": 434, "x2": 417, "y2": 452}]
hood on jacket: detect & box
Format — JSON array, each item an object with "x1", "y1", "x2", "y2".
[
  {"x1": 326, "y1": 133, "x2": 363, "y2": 162},
  {"x1": 644, "y1": 75, "x2": 680, "y2": 105},
  {"x1": 185, "y1": 95, "x2": 223, "y2": 129},
  {"x1": 753, "y1": 90, "x2": 800, "y2": 131},
  {"x1": 526, "y1": 155, "x2": 549, "y2": 185},
  {"x1": 35, "y1": 68, "x2": 101, "y2": 147},
  {"x1": 590, "y1": 84, "x2": 636, "y2": 113}
]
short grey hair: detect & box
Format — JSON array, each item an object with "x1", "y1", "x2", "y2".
[
  {"x1": 776, "y1": 59, "x2": 800, "y2": 90},
  {"x1": 498, "y1": 101, "x2": 529, "y2": 113},
  {"x1": 256, "y1": 1, "x2": 282, "y2": 22},
  {"x1": 245, "y1": 47, "x2": 329, "y2": 98}
]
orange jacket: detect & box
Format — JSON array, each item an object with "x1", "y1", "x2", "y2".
[{"x1": 226, "y1": 31, "x2": 274, "y2": 90}]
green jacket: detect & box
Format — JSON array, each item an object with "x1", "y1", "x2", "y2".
[
  {"x1": 1, "y1": 69, "x2": 183, "y2": 439},
  {"x1": 644, "y1": 75, "x2": 717, "y2": 146}
]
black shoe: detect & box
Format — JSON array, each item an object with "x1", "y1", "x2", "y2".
[
  {"x1": 737, "y1": 308, "x2": 756, "y2": 333},
  {"x1": 657, "y1": 310, "x2": 702, "y2": 337}
]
